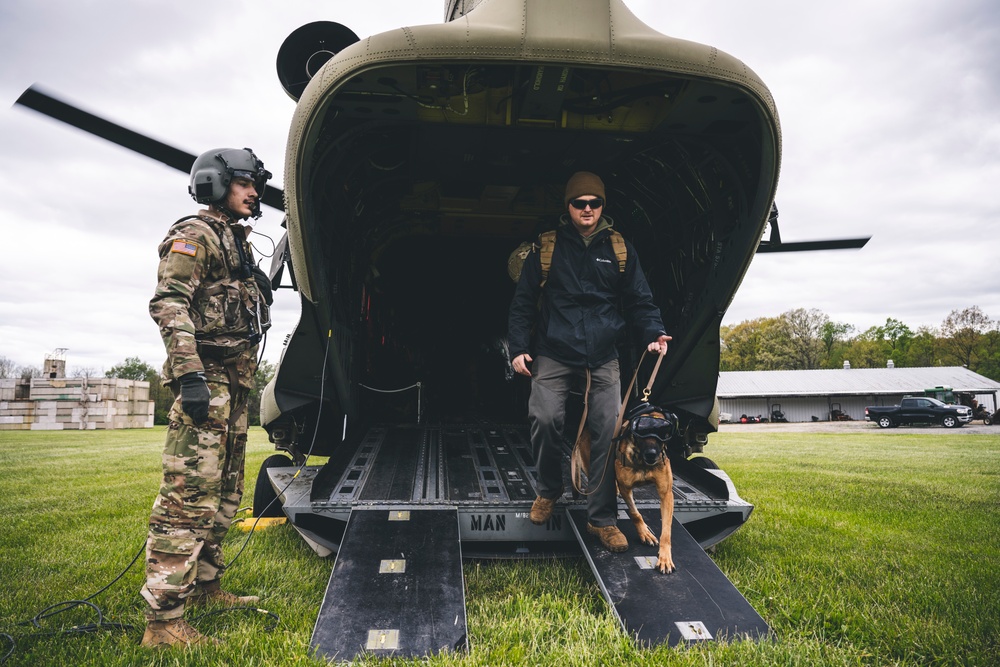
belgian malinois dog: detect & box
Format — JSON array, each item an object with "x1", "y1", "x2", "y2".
[{"x1": 575, "y1": 404, "x2": 677, "y2": 573}]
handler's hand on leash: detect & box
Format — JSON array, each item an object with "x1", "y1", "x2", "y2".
[
  {"x1": 512, "y1": 353, "x2": 533, "y2": 377},
  {"x1": 647, "y1": 334, "x2": 672, "y2": 356}
]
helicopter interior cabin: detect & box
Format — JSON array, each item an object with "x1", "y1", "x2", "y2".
[{"x1": 273, "y1": 61, "x2": 774, "y2": 439}]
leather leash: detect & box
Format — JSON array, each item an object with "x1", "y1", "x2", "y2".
[{"x1": 570, "y1": 348, "x2": 666, "y2": 494}]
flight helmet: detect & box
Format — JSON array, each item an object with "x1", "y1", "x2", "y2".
[{"x1": 188, "y1": 147, "x2": 272, "y2": 219}]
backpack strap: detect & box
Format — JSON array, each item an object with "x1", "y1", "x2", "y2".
[
  {"x1": 538, "y1": 230, "x2": 557, "y2": 288},
  {"x1": 609, "y1": 230, "x2": 627, "y2": 274}
]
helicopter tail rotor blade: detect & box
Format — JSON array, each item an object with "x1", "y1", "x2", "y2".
[{"x1": 14, "y1": 85, "x2": 284, "y2": 212}]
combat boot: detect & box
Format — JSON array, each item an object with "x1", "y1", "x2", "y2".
[
  {"x1": 587, "y1": 523, "x2": 628, "y2": 552},
  {"x1": 530, "y1": 496, "x2": 558, "y2": 524},
  {"x1": 188, "y1": 580, "x2": 260, "y2": 608},
  {"x1": 140, "y1": 618, "x2": 219, "y2": 648}
]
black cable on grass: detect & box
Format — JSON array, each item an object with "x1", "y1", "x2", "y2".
[
  {"x1": 1, "y1": 329, "x2": 332, "y2": 661},
  {"x1": 1, "y1": 538, "x2": 142, "y2": 661},
  {"x1": 228, "y1": 328, "x2": 333, "y2": 569},
  {"x1": 4, "y1": 600, "x2": 134, "y2": 664},
  {"x1": 22, "y1": 601, "x2": 134, "y2": 635},
  {"x1": 12, "y1": 540, "x2": 142, "y2": 629},
  {"x1": 1, "y1": 633, "x2": 14, "y2": 665},
  {"x1": 19, "y1": 540, "x2": 145, "y2": 628}
]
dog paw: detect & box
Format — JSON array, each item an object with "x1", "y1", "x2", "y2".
[
  {"x1": 636, "y1": 525, "x2": 658, "y2": 546},
  {"x1": 656, "y1": 548, "x2": 675, "y2": 573}
]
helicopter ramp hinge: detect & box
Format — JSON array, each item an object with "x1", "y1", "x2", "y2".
[
  {"x1": 310, "y1": 507, "x2": 468, "y2": 661},
  {"x1": 568, "y1": 508, "x2": 770, "y2": 647}
]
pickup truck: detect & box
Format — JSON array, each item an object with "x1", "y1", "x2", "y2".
[{"x1": 865, "y1": 396, "x2": 973, "y2": 428}]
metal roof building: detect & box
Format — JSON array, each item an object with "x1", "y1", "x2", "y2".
[{"x1": 717, "y1": 366, "x2": 1000, "y2": 423}]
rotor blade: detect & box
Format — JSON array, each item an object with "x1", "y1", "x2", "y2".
[
  {"x1": 756, "y1": 237, "x2": 871, "y2": 253},
  {"x1": 14, "y1": 85, "x2": 284, "y2": 212},
  {"x1": 16, "y1": 86, "x2": 196, "y2": 171}
]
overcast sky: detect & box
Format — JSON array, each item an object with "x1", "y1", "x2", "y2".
[{"x1": 1, "y1": 0, "x2": 998, "y2": 375}]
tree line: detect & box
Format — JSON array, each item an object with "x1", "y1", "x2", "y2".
[
  {"x1": 721, "y1": 305, "x2": 1000, "y2": 381},
  {"x1": 4, "y1": 304, "x2": 997, "y2": 423}
]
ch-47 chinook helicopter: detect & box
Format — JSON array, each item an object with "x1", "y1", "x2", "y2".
[{"x1": 17, "y1": 0, "x2": 868, "y2": 659}]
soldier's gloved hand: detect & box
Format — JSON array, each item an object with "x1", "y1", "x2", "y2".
[
  {"x1": 250, "y1": 266, "x2": 274, "y2": 306},
  {"x1": 179, "y1": 372, "x2": 210, "y2": 425}
]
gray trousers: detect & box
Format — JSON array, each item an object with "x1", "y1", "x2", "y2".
[{"x1": 528, "y1": 356, "x2": 621, "y2": 526}]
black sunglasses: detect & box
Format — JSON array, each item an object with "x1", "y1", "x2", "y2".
[{"x1": 569, "y1": 197, "x2": 604, "y2": 210}]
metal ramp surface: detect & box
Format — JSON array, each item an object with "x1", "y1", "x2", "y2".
[
  {"x1": 271, "y1": 424, "x2": 754, "y2": 557},
  {"x1": 568, "y1": 508, "x2": 770, "y2": 647},
  {"x1": 311, "y1": 508, "x2": 468, "y2": 662}
]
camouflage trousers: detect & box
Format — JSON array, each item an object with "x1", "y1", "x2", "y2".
[{"x1": 141, "y1": 376, "x2": 249, "y2": 620}]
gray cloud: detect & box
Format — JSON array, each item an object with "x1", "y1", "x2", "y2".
[{"x1": 1, "y1": 0, "x2": 998, "y2": 373}]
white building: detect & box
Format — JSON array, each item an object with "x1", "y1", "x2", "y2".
[{"x1": 717, "y1": 366, "x2": 1000, "y2": 423}]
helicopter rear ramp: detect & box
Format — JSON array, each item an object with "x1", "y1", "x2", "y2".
[
  {"x1": 310, "y1": 507, "x2": 468, "y2": 661},
  {"x1": 268, "y1": 423, "x2": 754, "y2": 557},
  {"x1": 267, "y1": 424, "x2": 766, "y2": 658},
  {"x1": 568, "y1": 508, "x2": 770, "y2": 646}
]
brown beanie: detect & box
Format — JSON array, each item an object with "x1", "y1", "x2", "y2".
[{"x1": 564, "y1": 171, "x2": 606, "y2": 206}]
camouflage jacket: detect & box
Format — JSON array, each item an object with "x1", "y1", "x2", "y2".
[{"x1": 149, "y1": 209, "x2": 268, "y2": 388}]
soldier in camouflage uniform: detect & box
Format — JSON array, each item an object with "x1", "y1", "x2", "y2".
[{"x1": 141, "y1": 148, "x2": 273, "y2": 648}]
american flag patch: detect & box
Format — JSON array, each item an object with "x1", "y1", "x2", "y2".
[{"x1": 170, "y1": 240, "x2": 198, "y2": 257}]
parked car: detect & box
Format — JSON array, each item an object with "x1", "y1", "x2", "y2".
[{"x1": 865, "y1": 397, "x2": 973, "y2": 429}]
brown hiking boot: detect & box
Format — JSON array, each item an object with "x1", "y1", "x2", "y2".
[
  {"x1": 530, "y1": 496, "x2": 557, "y2": 525},
  {"x1": 140, "y1": 618, "x2": 219, "y2": 648},
  {"x1": 587, "y1": 523, "x2": 628, "y2": 552},
  {"x1": 188, "y1": 580, "x2": 260, "y2": 608}
]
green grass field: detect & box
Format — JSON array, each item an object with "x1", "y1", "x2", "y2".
[{"x1": 0, "y1": 426, "x2": 997, "y2": 666}]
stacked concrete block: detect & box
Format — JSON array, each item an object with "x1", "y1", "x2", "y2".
[{"x1": 0, "y1": 377, "x2": 154, "y2": 430}]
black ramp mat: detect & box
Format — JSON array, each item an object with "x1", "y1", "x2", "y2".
[
  {"x1": 568, "y1": 509, "x2": 769, "y2": 647},
  {"x1": 311, "y1": 508, "x2": 468, "y2": 661}
]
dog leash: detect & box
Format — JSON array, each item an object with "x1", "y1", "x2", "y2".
[
  {"x1": 570, "y1": 348, "x2": 666, "y2": 494},
  {"x1": 615, "y1": 348, "x2": 666, "y2": 439}
]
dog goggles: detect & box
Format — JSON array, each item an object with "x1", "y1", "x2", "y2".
[
  {"x1": 630, "y1": 415, "x2": 674, "y2": 442},
  {"x1": 569, "y1": 197, "x2": 604, "y2": 210}
]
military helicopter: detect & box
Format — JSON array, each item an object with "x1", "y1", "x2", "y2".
[{"x1": 16, "y1": 0, "x2": 868, "y2": 658}]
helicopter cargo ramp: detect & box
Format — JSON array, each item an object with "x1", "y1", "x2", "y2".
[
  {"x1": 267, "y1": 423, "x2": 755, "y2": 558},
  {"x1": 310, "y1": 507, "x2": 467, "y2": 662},
  {"x1": 568, "y1": 508, "x2": 771, "y2": 647},
  {"x1": 265, "y1": 423, "x2": 764, "y2": 656}
]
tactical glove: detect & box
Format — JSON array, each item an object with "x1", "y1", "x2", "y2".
[
  {"x1": 179, "y1": 372, "x2": 210, "y2": 425},
  {"x1": 251, "y1": 266, "x2": 274, "y2": 306}
]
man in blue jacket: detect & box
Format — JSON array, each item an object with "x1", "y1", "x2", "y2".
[{"x1": 508, "y1": 171, "x2": 670, "y2": 552}]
